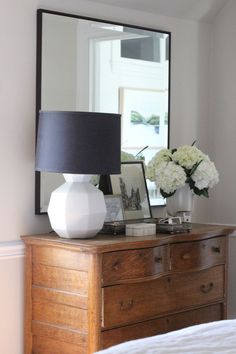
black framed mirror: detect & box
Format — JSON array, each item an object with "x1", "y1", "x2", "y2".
[{"x1": 35, "y1": 9, "x2": 171, "y2": 214}]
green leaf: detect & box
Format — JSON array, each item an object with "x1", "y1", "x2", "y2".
[
  {"x1": 135, "y1": 146, "x2": 149, "y2": 157},
  {"x1": 160, "y1": 189, "x2": 176, "y2": 198},
  {"x1": 193, "y1": 186, "x2": 209, "y2": 198},
  {"x1": 187, "y1": 178, "x2": 195, "y2": 189},
  {"x1": 189, "y1": 160, "x2": 203, "y2": 176},
  {"x1": 201, "y1": 188, "x2": 209, "y2": 198}
]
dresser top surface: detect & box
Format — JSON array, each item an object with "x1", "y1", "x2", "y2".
[{"x1": 21, "y1": 223, "x2": 235, "y2": 253}]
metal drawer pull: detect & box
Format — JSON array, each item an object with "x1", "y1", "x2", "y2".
[
  {"x1": 112, "y1": 261, "x2": 120, "y2": 271},
  {"x1": 154, "y1": 256, "x2": 162, "y2": 263},
  {"x1": 201, "y1": 282, "x2": 214, "y2": 293},
  {"x1": 120, "y1": 299, "x2": 134, "y2": 311},
  {"x1": 182, "y1": 253, "x2": 191, "y2": 260},
  {"x1": 212, "y1": 246, "x2": 221, "y2": 253}
]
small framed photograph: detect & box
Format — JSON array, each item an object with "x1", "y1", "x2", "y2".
[
  {"x1": 104, "y1": 195, "x2": 124, "y2": 222},
  {"x1": 110, "y1": 161, "x2": 152, "y2": 221}
]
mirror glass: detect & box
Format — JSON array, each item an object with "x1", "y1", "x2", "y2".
[{"x1": 35, "y1": 9, "x2": 170, "y2": 213}]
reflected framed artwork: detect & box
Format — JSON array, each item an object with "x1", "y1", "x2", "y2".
[{"x1": 119, "y1": 87, "x2": 167, "y2": 149}]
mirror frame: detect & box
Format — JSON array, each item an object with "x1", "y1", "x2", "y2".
[{"x1": 35, "y1": 8, "x2": 171, "y2": 214}]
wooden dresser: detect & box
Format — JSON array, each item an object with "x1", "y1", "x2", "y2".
[{"x1": 21, "y1": 224, "x2": 234, "y2": 354}]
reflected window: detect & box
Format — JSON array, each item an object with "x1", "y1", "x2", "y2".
[{"x1": 121, "y1": 36, "x2": 160, "y2": 62}]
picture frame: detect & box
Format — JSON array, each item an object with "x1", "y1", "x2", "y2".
[
  {"x1": 104, "y1": 195, "x2": 124, "y2": 222},
  {"x1": 119, "y1": 87, "x2": 167, "y2": 150},
  {"x1": 110, "y1": 162, "x2": 152, "y2": 221}
]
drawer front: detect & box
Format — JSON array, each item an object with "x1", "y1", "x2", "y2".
[
  {"x1": 102, "y1": 303, "x2": 223, "y2": 348},
  {"x1": 170, "y1": 236, "x2": 226, "y2": 271},
  {"x1": 102, "y1": 246, "x2": 168, "y2": 285},
  {"x1": 102, "y1": 265, "x2": 224, "y2": 328},
  {"x1": 102, "y1": 315, "x2": 168, "y2": 349},
  {"x1": 167, "y1": 303, "x2": 223, "y2": 332}
]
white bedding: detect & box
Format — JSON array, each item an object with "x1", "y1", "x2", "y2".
[{"x1": 95, "y1": 320, "x2": 236, "y2": 354}]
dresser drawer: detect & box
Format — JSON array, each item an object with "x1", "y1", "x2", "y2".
[
  {"x1": 102, "y1": 313, "x2": 168, "y2": 348},
  {"x1": 167, "y1": 303, "x2": 223, "y2": 331},
  {"x1": 102, "y1": 246, "x2": 168, "y2": 285},
  {"x1": 102, "y1": 303, "x2": 223, "y2": 348},
  {"x1": 102, "y1": 265, "x2": 224, "y2": 328},
  {"x1": 170, "y1": 236, "x2": 226, "y2": 271}
]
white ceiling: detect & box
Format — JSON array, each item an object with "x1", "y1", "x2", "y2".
[{"x1": 91, "y1": 0, "x2": 229, "y2": 22}]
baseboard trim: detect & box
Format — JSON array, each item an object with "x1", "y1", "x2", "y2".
[{"x1": 0, "y1": 241, "x2": 25, "y2": 259}]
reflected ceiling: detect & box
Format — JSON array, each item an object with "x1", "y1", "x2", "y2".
[{"x1": 91, "y1": 0, "x2": 229, "y2": 23}]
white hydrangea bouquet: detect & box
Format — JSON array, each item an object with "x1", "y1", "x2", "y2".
[{"x1": 147, "y1": 144, "x2": 219, "y2": 198}]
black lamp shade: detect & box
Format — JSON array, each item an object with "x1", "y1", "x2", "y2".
[{"x1": 35, "y1": 111, "x2": 121, "y2": 175}]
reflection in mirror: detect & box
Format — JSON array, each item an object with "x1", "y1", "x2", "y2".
[{"x1": 35, "y1": 9, "x2": 170, "y2": 214}]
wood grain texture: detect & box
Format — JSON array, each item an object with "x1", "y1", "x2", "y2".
[
  {"x1": 33, "y1": 263, "x2": 88, "y2": 294},
  {"x1": 170, "y1": 236, "x2": 226, "y2": 271},
  {"x1": 102, "y1": 245, "x2": 168, "y2": 285},
  {"x1": 32, "y1": 245, "x2": 89, "y2": 270},
  {"x1": 87, "y1": 253, "x2": 103, "y2": 353},
  {"x1": 21, "y1": 223, "x2": 236, "y2": 253},
  {"x1": 102, "y1": 303, "x2": 222, "y2": 348},
  {"x1": 32, "y1": 300, "x2": 88, "y2": 331},
  {"x1": 33, "y1": 335, "x2": 86, "y2": 354},
  {"x1": 32, "y1": 286, "x2": 88, "y2": 309},
  {"x1": 21, "y1": 224, "x2": 232, "y2": 353},
  {"x1": 32, "y1": 321, "x2": 87, "y2": 347},
  {"x1": 102, "y1": 265, "x2": 224, "y2": 328},
  {"x1": 167, "y1": 303, "x2": 222, "y2": 331}
]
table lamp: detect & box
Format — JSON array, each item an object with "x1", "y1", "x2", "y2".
[{"x1": 35, "y1": 111, "x2": 121, "y2": 239}]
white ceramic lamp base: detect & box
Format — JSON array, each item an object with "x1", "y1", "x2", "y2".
[{"x1": 48, "y1": 174, "x2": 106, "y2": 239}]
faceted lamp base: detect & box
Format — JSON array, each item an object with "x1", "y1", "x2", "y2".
[{"x1": 48, "y1": 174, "x2": 106, "y2": 239}]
